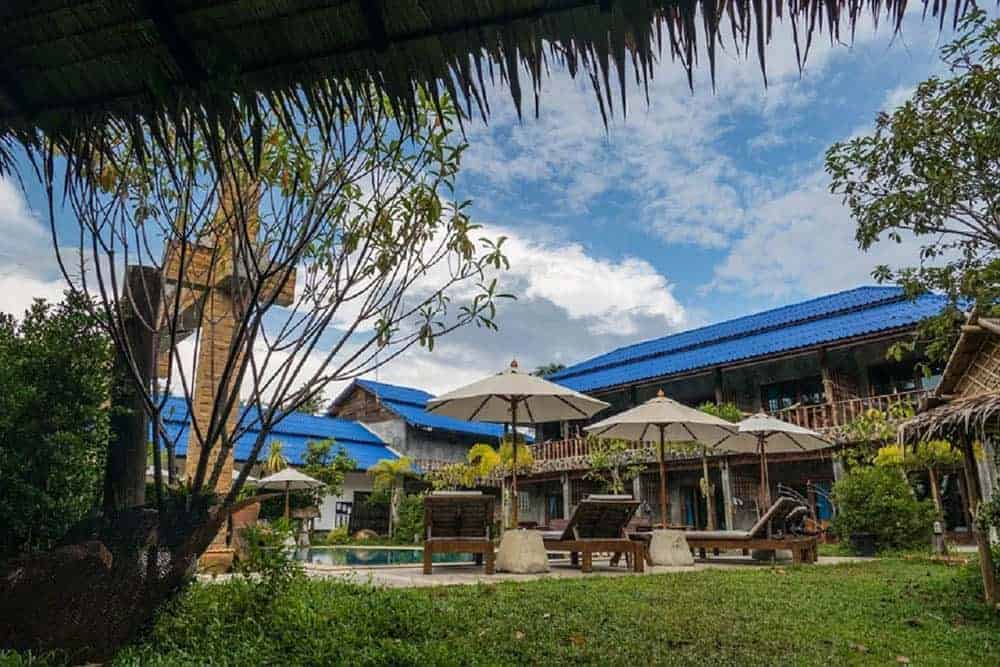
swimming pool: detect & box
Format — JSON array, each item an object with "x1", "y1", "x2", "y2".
[{"x1": 294, "y1": 546, "x2": 473, "y2": 567}]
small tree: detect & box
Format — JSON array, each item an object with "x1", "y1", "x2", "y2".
[
  {"x1": 368, "y1": 457, "x2": 415, "y2": 537},
  {"x1": 264, "y1": 441, "x2": 289, "y2": 475},
  {"x1": 584, "y1": 438, "x2": 644, "y2": 495},
  {"x1": 0, "y1": 294, "x2": 112, "y2": 557},
  {"x1": 301, "y1": 439, "x2": 355, "y2": 496}
]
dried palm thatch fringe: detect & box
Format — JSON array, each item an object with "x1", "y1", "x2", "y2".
[
  {"x1": 0, "y1": 0, "x2": 973, "y2": 180},
  {"x1": 901, "y1": 393, "x2": 1000, "y2": 442}
]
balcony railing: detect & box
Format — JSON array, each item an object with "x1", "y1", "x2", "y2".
[
  {"x1": 766, "y1": 388, "x2": 930, "y2": 432},
  {"x1": 526, "y1": 389, "x2": 931, "y2": 464}
]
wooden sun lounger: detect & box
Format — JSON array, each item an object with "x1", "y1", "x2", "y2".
[
  {"x1": 542, "y1": 495, "x2": 644, "y2": 573},
  {"x1": 423, "y1": 492, "x2": 495, "y2": 575},
  {"x1": 683, "y1": 497, "x2": 818, "y2": 564}
]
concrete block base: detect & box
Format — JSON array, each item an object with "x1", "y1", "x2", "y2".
[
  {"x1": 649, "y1": 529, "x2": 695, "y2": 566},
  {"x1": 496, "y1": 530, "x2": 550, "y2": 574}
]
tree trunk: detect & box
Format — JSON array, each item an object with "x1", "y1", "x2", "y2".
[
  {"x1": 927, "y1": 466, "x2": 943, "y2": 516},
  {"x1": 389, "y1": 484, "x2": 401, "y2": 538},
  {"x1": 104, "y1": 266, "x2": 162, "y2": 515}
]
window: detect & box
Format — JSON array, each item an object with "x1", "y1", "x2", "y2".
[
  {"x1": 761, "y1": 376, "x2": 824, "y2": 412},
  {"x1": 518, "y1": 491, "x2": 531, "y2": 513},
  {"x1": 868, "y1": 361, "x2": 919, "y2": 396}
]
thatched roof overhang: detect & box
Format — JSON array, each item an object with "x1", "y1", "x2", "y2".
[
  {"x1": 900, "y1": 394, "x2": 1000, "y2": 443},
  {"x1": 900, "y1": 313, "x2": 1000, "y2": 442},
  {"x1": 0, "y1": 0, "x2": 970, "y2": 177}
]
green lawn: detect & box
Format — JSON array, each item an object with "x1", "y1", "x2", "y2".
[{"x1": 101, "y1": 559, "x2": 1000, "y2": 665}]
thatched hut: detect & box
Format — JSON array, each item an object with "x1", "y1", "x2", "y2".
[{"x1": 901, "y1": 312, "x2": 999, "y2": 605}]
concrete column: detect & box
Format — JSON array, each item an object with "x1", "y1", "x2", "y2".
[
  {"x1": 713, "y1": 368, "x2": 725, "y2": 404},
  {"x1": 720, "y1": 457, "x2": 735, "y2": 530},
  {"x1": 632, "y1": 475, "x2": 642, "y2": 502},
  {"x1": 561, "y1": 472, "x2": 572, "y2": 520},
  {"x1": 832, "y1": 458, "x2": 846, "y2": 483}
]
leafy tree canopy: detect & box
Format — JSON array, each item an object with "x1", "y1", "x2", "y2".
[
  {"x1": 827, "y1": 10, "x2": 1000, "y2": 365},
  {"x1": 0, "y1": 293, "x2": 112, "y2": 557}
]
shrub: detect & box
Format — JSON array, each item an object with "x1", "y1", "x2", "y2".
[
  {"x1": 831, "y1": 466, "x2": 938, "y2": 551},
  {"x1": 235, "y1": 519, "x2": 301, "y2": 589},
  {"x1": 393, "y1": 494, "x2": 425, "y2": 545},
  {"x1": 324, "y1": 526, "x2": 350, "y2": 545}
]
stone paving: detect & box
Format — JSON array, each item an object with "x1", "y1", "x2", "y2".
[{"x1": 301, "y1": 554, "x2": 867, "y2": 588}]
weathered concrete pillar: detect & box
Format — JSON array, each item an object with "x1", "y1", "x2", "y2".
[
  {"x1": 561, "y1": 472, "x2": 572, "y2": 520},
  {"x1": 720, "y1": 457, "x2": 735, "y2": 530},
  {"x1": 632, "y1": 475, "x2": 642, "y2": 501},
  {"x1": 832, "y1": 457, "x2": 846, "y2": 483}
]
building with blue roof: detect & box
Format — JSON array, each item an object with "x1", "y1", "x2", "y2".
[
  {"x1": 515, "y1": 286, "x2": 965, "y2": 535},
  {"x1": 158, "y1": 395, "x2": 399, "y2": 531},
  {"x1": 329, "y1": 378, "x2": 522, "y2": 465}
]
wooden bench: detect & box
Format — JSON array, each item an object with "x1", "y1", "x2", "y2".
[{"x1": 423, "y1": 492, "x2": 495, "y2": 575}]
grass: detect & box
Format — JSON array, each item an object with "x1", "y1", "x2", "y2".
[{"x1": 105, "y1": 557, "x2": 998, "y2": 666}]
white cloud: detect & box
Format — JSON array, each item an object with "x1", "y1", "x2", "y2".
[
  {"x1": 0, "y1": 178, "x2": 68, "y2": 317},
  {"x1": 707, "y1": 170, "x2": 923, "y2": 298}
]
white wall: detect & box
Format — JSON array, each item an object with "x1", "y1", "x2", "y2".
[{"x1": 315, "y1": 470, "x2": 375, "y2": 531}]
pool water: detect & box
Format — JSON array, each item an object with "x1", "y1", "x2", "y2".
[{"x1": 294, "y1": 547, "x2": 473, "y2": 567}]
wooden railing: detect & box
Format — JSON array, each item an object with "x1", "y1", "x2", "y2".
[
  {"x1": 527, "y1": 389, "x2": 932, "y2": 463},
  {"x1": 529, "y1": 438, "x2": 593, "y2": 462},
  {"x1": 766, "y1": 388, "x2": 930, "y2": 432}
]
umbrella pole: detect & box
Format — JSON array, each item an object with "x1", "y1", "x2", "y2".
[
  {"x1": 758, "y1": 434, "x2": 771, "y2": 510},
  {"x1": 284, "y1": 480, "x2": 290, "y2": 521},
  {"x1": 511, "y1": 400, "x2": 519, "y2": 528},
  {"x1": 658, "y1": 425, "x2": 669, "y2": 528}
]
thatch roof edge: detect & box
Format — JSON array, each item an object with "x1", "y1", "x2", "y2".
[{"x1": 0, "y1": 0, "x2": 973, "y2": 178}]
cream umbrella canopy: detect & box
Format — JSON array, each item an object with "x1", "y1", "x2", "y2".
[
  {"x1": 585, "y1": 390, "x2": 741, "y2": 526},
  {"x1": 426, "y1": 359, "x2": 609, "y2": 526},
  {"x1": 734, "y1": 414, "x2": 831, "y2": 509},
  {"x1": 257, "y1": 467, "x2": 324, "y2": 520}
]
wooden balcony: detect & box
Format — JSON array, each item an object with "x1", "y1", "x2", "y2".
[
  {"x1": 766, "y1": 388, "x2": 930, "y2": 432},
  {"x1": 526, "y1": 389, "x2": 931, "y2": 468}
]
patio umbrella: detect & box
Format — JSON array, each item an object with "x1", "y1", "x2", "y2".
[
  {"x1": 735, "y1": 414, "x2": 831, "y2": 509},
  {"x1": 426, "y1": 359, "x2": 609, "y2": 526},
  {"x1": 585, "y1": 390, "x2": 741, "y2": 527},
  {"x1": 257, "y1": 467, "x2": 324, "y2": 520}
]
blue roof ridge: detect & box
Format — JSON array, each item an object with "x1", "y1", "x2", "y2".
[
  {"x1": 355, "y1": 378, "x2": 431, "y2": 408},
  {"x1": 550, "y1": 286, "x2": 906, "y2": 382}
]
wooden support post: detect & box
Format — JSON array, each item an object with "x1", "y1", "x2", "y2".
[
  {"x1": 561, "y1": 472, "x2": 572, "y2": 520},
  {"x1": 818, "y1": 348, "x2": 836, "y2": 404},
  {"x1": 960, "y1": 436, "x2": 997, "y2": 607},
  {"x1": 104, "y1": 266, "x2": 162, "y2": 514}
]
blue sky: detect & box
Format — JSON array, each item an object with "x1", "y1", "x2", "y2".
[{"x1": 0, "y1": 12, "x2": 967, "y2": 398}]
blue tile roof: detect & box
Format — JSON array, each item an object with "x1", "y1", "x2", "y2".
[
  {"x1": 352, "y1": 379, "x2": 512, "y2": 441},
  {"x1": 158, "y1": 396, "x2": 396, "y2": 470},
  {"x1": 549, "y1": 286, "x2": 949, "y2": 393}
]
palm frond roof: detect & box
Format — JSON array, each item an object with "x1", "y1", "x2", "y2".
[{"x1": 0, "y1": 0, "x2": 966, "y2": 175}]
